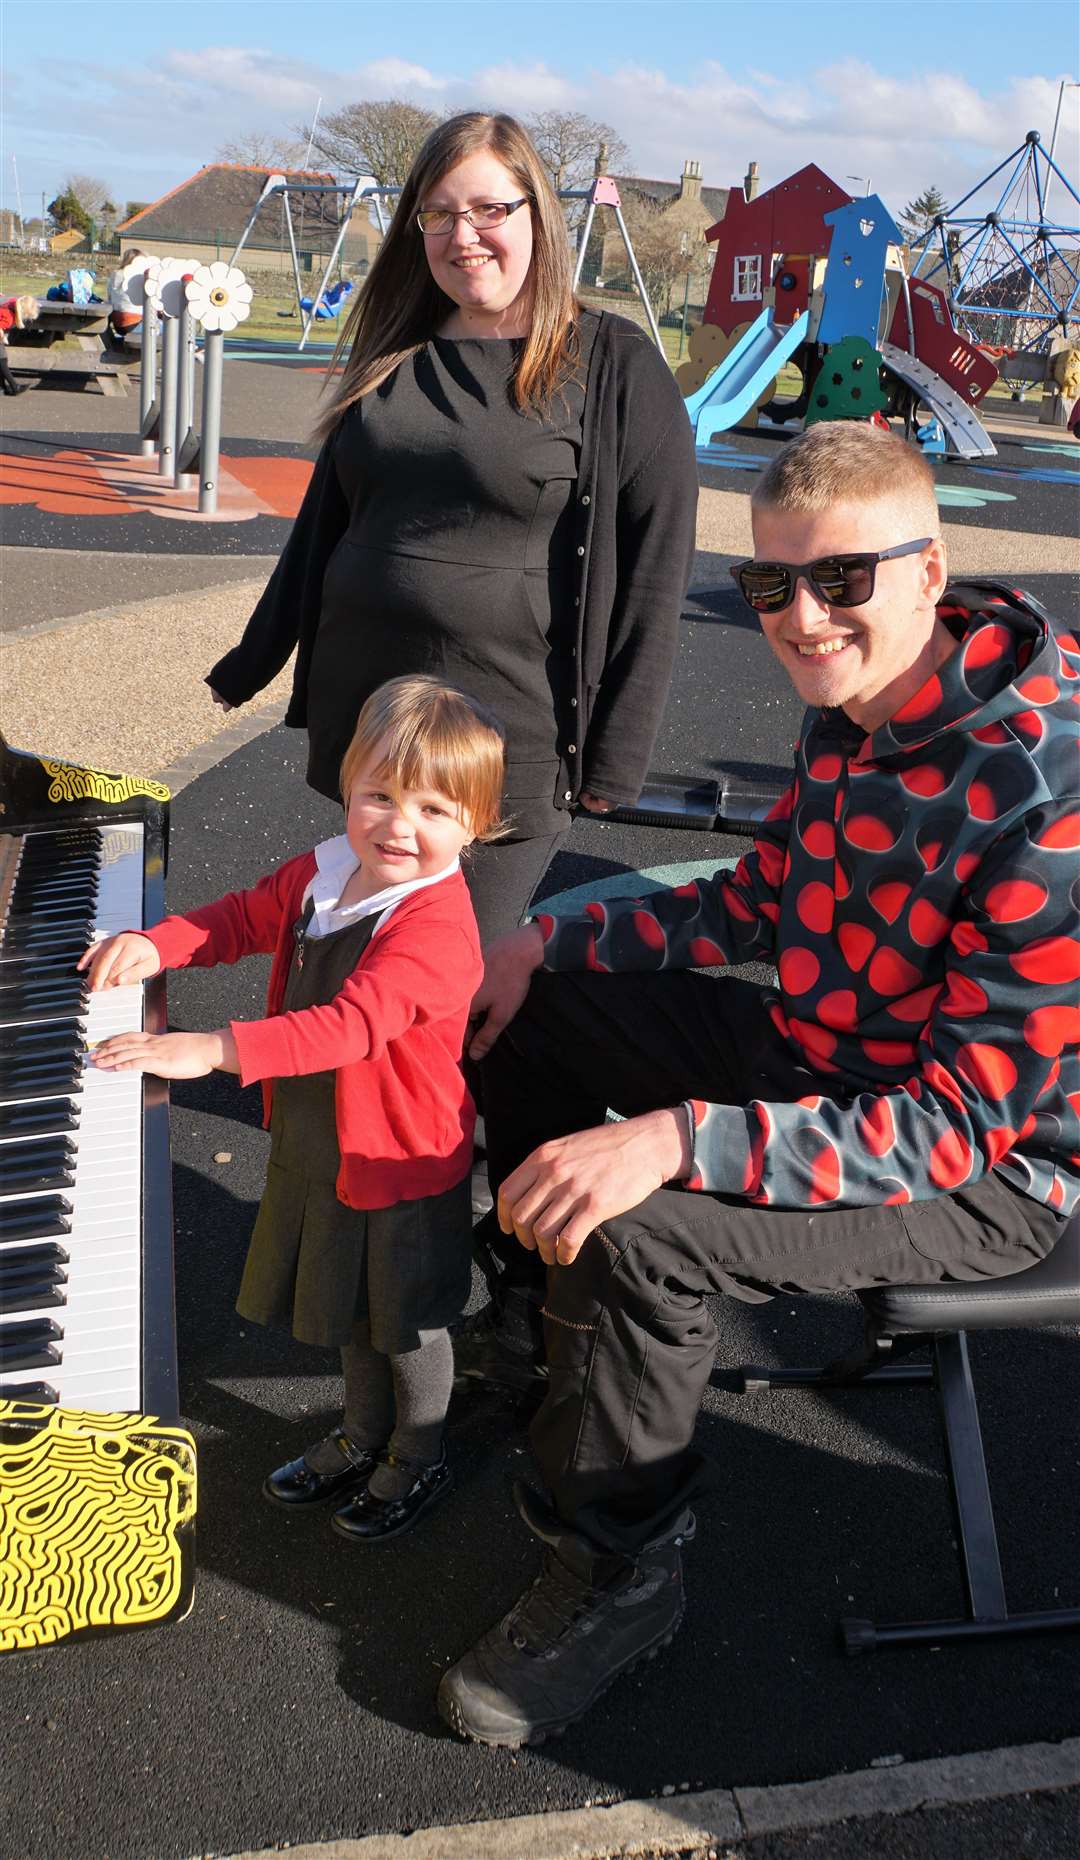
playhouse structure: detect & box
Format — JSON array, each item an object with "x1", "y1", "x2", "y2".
[{"x1": 679, "y1": 138, "x2": 1080, "y2": 459}]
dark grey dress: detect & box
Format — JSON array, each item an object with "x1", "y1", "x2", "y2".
[
  {"x1": 306, "y1": 334, "x2": 586, "y2": 837},
  {"x1": 237, "y1": 899, "x2": 472, "y2": 1353}
]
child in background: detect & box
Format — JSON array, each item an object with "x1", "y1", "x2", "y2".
[{"x1": 84, "y1": 676, "x2": 508, "y2": 1543}]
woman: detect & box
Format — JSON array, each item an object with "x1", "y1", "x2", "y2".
[
  {"x1": 207, "y1": 110, "x2": 698, "y2": 943},
  {"x1": 107, "y1": 249, "x2": 149, "y2": 350}
]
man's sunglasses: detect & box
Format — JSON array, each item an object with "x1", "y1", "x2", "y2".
[
  {"x1": 416, "y1": 198, "x2": 530, "y2": 236},
  {"x1": 730, "y1": 538, "x2": 934, "y2": 614}
]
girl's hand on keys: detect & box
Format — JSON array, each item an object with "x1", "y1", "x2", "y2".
[
  {"x1": 78, "y1": 932, "x2": 161, "y2": 991},
  {"x1": 89, "y1": 1029, "x2": 238, "y2": 1079}
]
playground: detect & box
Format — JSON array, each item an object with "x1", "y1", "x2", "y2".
[{"x1": 1, "y1": 124, "x2": 1079, "y2": 1860}]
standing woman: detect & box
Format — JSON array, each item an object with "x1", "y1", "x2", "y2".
[{"x1": 207, "y1": 110, "x2": 698, "y2": 944}]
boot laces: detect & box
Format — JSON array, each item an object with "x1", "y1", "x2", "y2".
[{"x1": 505, "y1": 1552, "x2": 601, "y2": 1655}]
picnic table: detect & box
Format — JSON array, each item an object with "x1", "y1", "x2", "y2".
[{"x1": 6, "y1": 299, "x2": 133, "y2": 396}]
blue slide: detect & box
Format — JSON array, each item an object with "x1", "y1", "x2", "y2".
[{"x1": 683, "y1": 306, "x2": 810, "y2": 442}]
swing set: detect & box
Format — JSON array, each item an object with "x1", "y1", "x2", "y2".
[{"x1": 228, "y1": 171, "x2": 664, "y2": 352}]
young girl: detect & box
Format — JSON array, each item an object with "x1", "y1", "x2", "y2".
[{"x1": 84, "y1": 676, "x2": 508, "y2": 1543}]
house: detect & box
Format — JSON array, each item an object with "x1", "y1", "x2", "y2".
[
  {"x1": 581, "y1": 161, "x2": 730, "y2": 289},
  {"x1": 701, "y1": 162, "x2": 851, "y2": 335},
  {"x1": 115, "y1": 165, "x2": 383, "y2": 276}
]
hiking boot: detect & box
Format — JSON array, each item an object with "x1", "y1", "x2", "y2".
[
  {"x1": 452, "y1": 1291, "x2": 548, "y2": 1396},
  {"x1": 437, "y1": 1483, "x2": 693, "y2": 1746}
]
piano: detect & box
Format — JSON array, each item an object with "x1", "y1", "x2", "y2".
[{"x1": 0, "y1": 734, "x2": 195, "y2": 1651}]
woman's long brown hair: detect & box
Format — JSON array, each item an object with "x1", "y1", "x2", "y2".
[{"x1": 313, "y1": 111, "x2": 580, "y2": 440}]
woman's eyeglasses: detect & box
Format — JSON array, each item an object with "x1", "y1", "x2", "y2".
[
  {"x1": 729, "y1": 538, "x2": 934, "y2": 614},
  {"x1": 416, "y1": 199, "x2": 530, "y2": 236}
]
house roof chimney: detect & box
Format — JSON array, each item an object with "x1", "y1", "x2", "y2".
[
  {"x1": 744, "y1": 160, "x2": 760, "y2": 202},
  {"x1": 680, "y1": 158, "x2": 702, "y2": 201}
]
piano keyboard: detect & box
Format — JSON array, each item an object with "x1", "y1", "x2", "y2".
[{"x1": 0, "y1": 823, "x2": 147, "y2": 1409}]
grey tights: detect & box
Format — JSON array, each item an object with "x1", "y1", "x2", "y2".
[{"x1": 341, "y1": 1322, "x2": 453, "y2": 1499}]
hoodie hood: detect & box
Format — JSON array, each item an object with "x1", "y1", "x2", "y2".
[{"x1": 865, "y1": 580, "x2": 1064, "y2": 762}]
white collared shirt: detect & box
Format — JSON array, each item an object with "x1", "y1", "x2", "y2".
[{"x1": 301, "y1": 833, "x2": 460, "y2": 940}]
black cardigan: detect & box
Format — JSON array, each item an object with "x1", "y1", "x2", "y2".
[{"x1": 207, "y1": 310, "x2": 699, "y2": 810}]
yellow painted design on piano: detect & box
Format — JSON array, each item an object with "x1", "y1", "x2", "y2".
[
  {"x1": 0, "y1": 1401, "x2": 196, "y2": 1651},
  {"x1": 38, "y1": 761, "x2": 171, "y2": 807}
]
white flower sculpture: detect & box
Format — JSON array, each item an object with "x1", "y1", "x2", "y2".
[
  {"x1": 185, "y1": 262, "x2": 253, "y2": 333},
  {"x1": 118, "y1": 254, "x2": 156, "y2": 309},
  {"x1": 154, "y1": 257, "x2": 201, "y2": 320}
]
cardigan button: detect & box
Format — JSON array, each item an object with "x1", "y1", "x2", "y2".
[
  {"x1": 564, "y1": 790, "x2": 573, "y2": 801},
  {"x1": 570, "y1": 696, "x2": 578, "y2": 707},
  {"x1": 576, "y1": 545, "x2": 585, "y2": 557},
  {"x1": 581, "y1": 494, "x2": 591, "y2": 505},
  {"x1": 567, "y1": 744, "x2": 577, "y2": 755}
]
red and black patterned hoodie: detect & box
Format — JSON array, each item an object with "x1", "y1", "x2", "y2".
[{"x1": 537, "y1": 583, "x2": 1080, "y2": 1215}]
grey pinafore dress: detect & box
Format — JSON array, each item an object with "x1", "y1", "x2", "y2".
[{"x1": 236, "y1": 898, "x2": 472, "y2": 1354}]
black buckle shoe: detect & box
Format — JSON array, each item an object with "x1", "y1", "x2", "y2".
[
  {"x1": 437, "y1": 1484, "x2": 694, "y2": 1746},
  {"x1": 331, "y1": 1447, "x2": 453, "y2": 1544},
  {"x1": 262, "y1": 1431, "x2": 379, "y2": 1508}
]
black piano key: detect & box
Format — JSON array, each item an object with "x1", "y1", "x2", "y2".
[
  {"x1": 0, "y1": 1318, "x2": 64, "y2": 1370},
  {"x1": 0, "y1": 1063, "x2": 82, "y2": 1086},
  {"x1": 0, "y1": 1154, "x2": 76, "y2": 1193},
  {"x1": 0, "y1": 1005, "x2": 87, "y2": 1030},
  {"x1": 0, "y1": 1087, "x2": 82, "y2": 1110},
  {"x1": 0, "y1": 1240, "x2": 70, "y2": 1274},
  {"x1": 0, "y1": 956, "x2": 86, "y2": 983},
  {"x1": 0, "y1": 1196, "x2": 73, "y2": 1243},
  {"x1": 0, "y1": 1027, "x2": 81, "y2": 1060},
  {"x1": 0, "y1": 1281, "x2": 66, "y2": 1313},
  {"x1": 0, "y1": 1101, "x2": 80, "y2": 1137}
]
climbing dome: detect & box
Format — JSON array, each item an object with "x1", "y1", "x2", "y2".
[{"x1": 909, "y1": 131, "x2": 1079, "y2": 357}]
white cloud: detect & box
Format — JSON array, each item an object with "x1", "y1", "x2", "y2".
[
  {"x1": 6, "y1": 42, "x2": 1078, "y2": 226},
  {"x1": 469, "y1": 61, "x2": 577, "y2": 112}
]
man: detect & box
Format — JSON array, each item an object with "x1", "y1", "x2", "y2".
[{"x1": 438, "y1": 421, "x2": 1080, "y2": 1748}]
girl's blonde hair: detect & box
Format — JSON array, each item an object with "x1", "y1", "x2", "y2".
[
  {"x1": 12, "y1": 296, "x2": 39, "y2": 328},
  {"x1": 314, "y1": 111, "x2": 579, "y2": 441},
  {"x1": 340, "y1": 676, "x2": 510, "y2": 842}
]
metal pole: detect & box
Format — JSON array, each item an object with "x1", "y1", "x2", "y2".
[
  {"x1": 612, "y1": 202, "x2": 665, "y2": 351},
  {"x1": 1045, "y1": 84, "x2": 1080, "y2": 216},
  {"x1": 158, "y1": 316, "x2": 179, "y2": 478},
  {"x1": 173, "y1": 283, "x2": 197, "y2": 489},
  {"x1": 571, "y1": 201, "x2": 597, "y2": 290},
  {"x1": 198, "y1": 327, "x2": 225, "y2": 515},
  {"x1": 139, "y1": 309, "x2": 158, "y2": 457},
  {"x1": 679, "y1": 266, "x2": 691, "y2": 359}
]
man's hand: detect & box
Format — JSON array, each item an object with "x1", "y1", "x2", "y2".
[
  {"x1": 78, "y1": 932, "x2": 161, "y2": 991},
  {"x1": 209, "y1": 687, "x2": 236, "y2": 713},
  {"x1": 577, "y1": 791, "x2": 614, "y2": 814},
  {"x1": 497, "y1": 1107, "x2": 693, "y2": 1266},
  {"x1": 467, "y1": 921, "x2": 545, "y2": 1062},
  {"x1": 89, "y1": 1028, "x2": 239, "y2": 1079}
]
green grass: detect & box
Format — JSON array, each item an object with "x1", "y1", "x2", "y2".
[{"x1": 1, "y1": 259, "x2": 1045, "y2": 400}]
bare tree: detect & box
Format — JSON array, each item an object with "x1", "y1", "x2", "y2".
[
  {"x1": 527, "y1": 110, "x2": 629, "y2": 196},
  {"x1": 297, "y1": 98, "x2": 442, "y2": 184},
  {"x1": 217, "y1": 129, "x2": 310, "y2": 170},
  {"x1": 615, "y1": 192, "x2": 698, "y2": 315},
  {"x1": 65, "y1": 173, "x2": 117, "y2": 226}
]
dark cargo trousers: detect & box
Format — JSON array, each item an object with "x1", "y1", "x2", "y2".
[{"x1": 481, "y1": 970, "x2": 1062, "y2": 1557}]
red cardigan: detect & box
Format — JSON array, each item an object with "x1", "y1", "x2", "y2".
[{"x1": 145, "y1": 853, "x2": 483, "y2": 1210}]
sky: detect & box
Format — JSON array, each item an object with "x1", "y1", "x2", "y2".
[{"x1": 1, "y1": 0, "x2": 1077, "y2": 225}]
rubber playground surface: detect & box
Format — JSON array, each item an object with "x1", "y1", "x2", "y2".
[{"x1": 0, "y1": 361, "x2": 1078, "y2": 1860}]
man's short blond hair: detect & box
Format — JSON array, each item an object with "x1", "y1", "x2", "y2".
[
  {"x1": 752, "y1": 422, "x2": 939, "y2": 535},
  {"x1": 340, "y1": 676, "x2": 509, "y2": 842}
]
